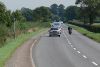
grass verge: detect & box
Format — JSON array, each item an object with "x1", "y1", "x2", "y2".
[
  {"x1": 0, "y1": 27, "x2": 48, "y2": 67},
  {"x1": 68, "y1": 24, "x2": 100, "y2": 43}
]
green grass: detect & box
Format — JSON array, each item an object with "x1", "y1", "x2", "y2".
[
  {"x1": 93, "y1": 23, "x2": 100, "y2": 26},
  {"x1": 68, "y1": 24, "x2": 100, "y2": 43},
  {"x1": 0, "y1": 29, "x2": 47, "y2": 67},
  {"x1": 0, "y1": 21, "x2": 50, "y2": 67}
]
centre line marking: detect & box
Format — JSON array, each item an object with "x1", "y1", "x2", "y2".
[
  {"x1": 73, "y1": 48, "x2": 76, "y2": 50},
  {"x1": 68, "y1": 41, "x2": 71, "y2": 44},
  {"x1": 71, "y1": 45, "x2": 73, "y2": 47},
  {"x1": 92, "y1": 62, "x2": 98, "y2": 66},
  {"x1": 63, "y1": 32, "x2": 72, "y2": 45},
  {"x1": 67, "y1": 39, "x2": 69, "y2": 41},
  {"x1": 77, "y1": 51, "x2": 80, "y2": 53},
  {"x1": 82, "y1": 55, "x2": 87, "y2": 59}
]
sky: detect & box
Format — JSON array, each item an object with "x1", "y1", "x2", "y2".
[{"x1": 0, "y1": 0, "x2": 76, "y2": 11}]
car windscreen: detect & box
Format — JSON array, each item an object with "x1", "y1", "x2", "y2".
[{"x1": 54, "y1": 23, "x2": 60, "y2": 26}]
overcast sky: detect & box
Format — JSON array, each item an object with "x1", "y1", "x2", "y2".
[{"x1": 0, "y1": 0, "x2": 76, "y2": 11}]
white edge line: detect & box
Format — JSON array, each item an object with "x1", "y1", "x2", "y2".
[
  {"x1": 92, "y1": 61, "x2": 98, "y2": 66},
  {"x1": 30, "y1": 40, "x2": 37, "y2": 67}
]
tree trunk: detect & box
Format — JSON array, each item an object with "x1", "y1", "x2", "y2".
[{"x1": 89, "y1": 14, "x2": 93, "y2": 25}]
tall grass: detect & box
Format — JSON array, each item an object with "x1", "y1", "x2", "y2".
[{"x1": 0, "y1": 21, "x2": 50, "y2": 47}]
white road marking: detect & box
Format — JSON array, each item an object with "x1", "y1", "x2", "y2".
[
  {"x1": 63, "y1": 29, "x2": 99, "y2": 67},
  {"x1": 63, "y1": 32, "x2": 67, "y2": 39},
  {"x1": 73, "y1": 48, "x2": 76, "y2": 50},
  {"x1": 71, "y1": 45, "x2": 73, "y2": 47},
  {"x1": 63, "y1": 32, "x2": 72, "y2": 45},
  {"x1": 67, "y1": 39, "x2": 69, "y2": 41},
  {"x1": 82, "y1": 55, "x2": 87, "y2": 59},
  {"x1": 77, "y1": 51, "x2": 80, "y2": 54},
  {"x1": 30, "y1": 40, "x2": 37, "y2": 67},
  {"x1": 68, "y1": 41, "x2": 71, "y2": 44},
  {"x1": 92, "y1": 62, "x2": 98, "y2": 66}
]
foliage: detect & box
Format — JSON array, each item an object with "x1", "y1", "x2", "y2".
[
  {"x1": 0, "y1": 1, "x2": 51, "y2": 47},
  {"x1": 65, "y1": 6, "x2": 80, "y2": 21},
  {"x1": 50, "y1": 4, "x2": 58, "y2": 15},
  {"x1": 0, "y1": 25, "x2": 8, "y2": 46},
  {"x1": 0, "y1": 1, "x2": 6, "y2": 12},
  {"x1": 0, "y1": 2, "x2": 12, "y2": 46},
  {"x1": 0, "y1": 27, "x2": 47, "y2": 67},
  {"x1": 50, "y1": 4, "x2": 66, "y2": 21},
  {"x1": 33, "y1": 6, "x2": 52, "y2": 22},
  {"x1": 12, "y1": 10, "x2": 26, "y2": 21},
  {"x1": 69, "y1": 21, "x2": 100, "y2": 33},
  {"x1": 51, "y1": 15, "x2": 60, "y2": 22},
  {"x1": 68, "y1": 24, "x2": 100, "y2": 43},
  {"x1": 58, "y1": 4, "x2": 65, "y2": 21},
  {"x1": 21, "y1": 7, "x2": 33, "y2": 21},
  {"x1": 75, "y1": 0, "x2": 100, "y2": 25},
  {"x1": 0, "y1": 2, "x2": 12, "y2": 27}
]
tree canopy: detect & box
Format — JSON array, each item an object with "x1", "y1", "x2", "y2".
[
  {"x1": 50, "y1": 4, "x2": 65, "y2": 21},
  {"x1": 21, "y1": 8, "x2": 33, "y2": 21},
  {"x1": 33, "y1": 6, "x2": 52, "y2": 22},
  {"x1": 65, "y1": 6, "x2": 80, "y2": 21},
  {"x1": 76, "y1": 0, "x2": 100, "y2": 24}
]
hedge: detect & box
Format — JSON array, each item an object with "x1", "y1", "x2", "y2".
[{"x1": 69, "y1": 22, "x2": 100, "y2": 33}]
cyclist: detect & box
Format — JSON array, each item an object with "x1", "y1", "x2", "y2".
[{"x1": 68, "y1": 26, "x2": 72, "y2": 35}]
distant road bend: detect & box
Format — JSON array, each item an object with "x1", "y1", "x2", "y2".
[{"x1": 32, "y1": 24, "x2": 100, "y2": 67}]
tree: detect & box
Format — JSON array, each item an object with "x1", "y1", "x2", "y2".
[
  {"x1": 21, "y1": 7, "x2": 33, "y2": 21},
  {"x1": 0, "y1": 2, "x2": 9, "y2": 45},
  {"x1": 50, "y1": 4, "x2": 58, "y2": 15},
  {"x1": 65, "y1": 6, "x2": 80, "y2": 21},
  {"x1": 50, "y1": 4, "x2": 66, "y2": 21},
  {"x1": 33, "y1": 6, "x2": 52, "y2": 22},
  {"x1": 0, "y1": 2, "x2": 6, "y2": 24},
  {"x1": 12, "y1": 10, "x2": 25, "y2": 21},
  {"x1": 58, "y1": 4, "x2": 65, "y2": 21},
  {"x1": 75, "y1": 0, "x2": 100, "y2": 25},
  {"x1": 5, "y1": 10, "x2": 13, "y2": 27},
  {"x1": 51, "y1": 15, "x2": 60, "y2": 22},
  {"x1": 0, "y1": 2, "x2": 6, "y2": 12}
]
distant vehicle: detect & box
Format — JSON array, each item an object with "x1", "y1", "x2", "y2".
[
  {"x1": 51, "y1": 22, "x2": 62, "y2": 28},
  {"x1": 59, "y1": 21, "x2": 63, "y2": 24},
  {"x1": 49, "y1": 27, "x2": 61, "y2": 37}
]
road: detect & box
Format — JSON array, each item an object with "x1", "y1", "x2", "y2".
[{"x1": 32, "y1": 24, "x2": 100, "y2": 67}]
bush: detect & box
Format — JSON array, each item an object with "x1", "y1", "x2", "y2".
[
  {"x1": 19, "y1": 22, "x2": 29, "y2": 30},
  {"x1": 0, "y1": 24, "x2": 8, "y2": 47},
  {"x1": 69, "y1": 21, "x2": 100, "y2": 33}
]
